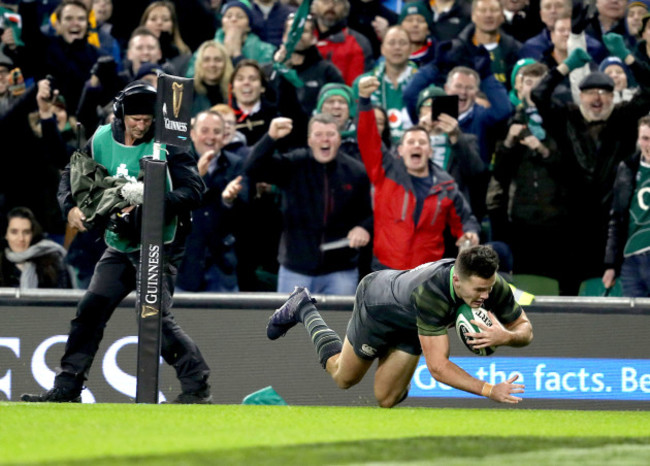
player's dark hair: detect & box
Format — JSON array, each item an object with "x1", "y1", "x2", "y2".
[{"x1": 456, "y1": 245, "x2": 499, "y2": 280}]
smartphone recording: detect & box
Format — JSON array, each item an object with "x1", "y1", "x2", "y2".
[{"x1": 431, "y1": 95, "x2": 459, "y2": 121}]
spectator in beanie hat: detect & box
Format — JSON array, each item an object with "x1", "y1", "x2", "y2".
[
  {"x1": 212, "y1": 0, "x2": 275, "y2": 65},
  {"x1": 415, "y1": 83, "x2": 486, "y2": 218},
  {"x1": 627, "y1": 0, "x2": 650, "y2": 40},
  {"x1": 314, "y1": 83, "x2": 360, "y2": 159},
  {"x1": 508, "y1": 57, "x2": 536, "y2": 106},
  {"x1": 599, "y1": 55, "x2": 637, "y2": 102},
  {"x1": 399, "y1": 0, "x2": 437, "y2": 67}
]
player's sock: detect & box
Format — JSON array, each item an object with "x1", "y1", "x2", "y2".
[{"x1": 301, "y1": 307, "x2": 343, "y2": 369}]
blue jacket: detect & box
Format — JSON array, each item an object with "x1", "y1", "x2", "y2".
[
  {"x1": 251, "y1": 1, "x2": 294, "y2": 47},
  {"x1": 404, "y1": 68, "x2": 512, "y2": 162},
  {"x1": 519, "y1": 29, "x2": 608, "y2": 64},
  {"x1": 457, "y1": 76, "x2": 513, "y2": 163},
  {"x1": 436, "y1": 24, "x2": 522, "y2": 91}
]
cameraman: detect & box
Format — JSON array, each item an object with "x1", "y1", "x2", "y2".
[
  {"x1": 22, "y1": 81, "x2": 212, "y2": 404},
  {"x1": 492, "y1": 62, "x2": 569, "y2": 284}
]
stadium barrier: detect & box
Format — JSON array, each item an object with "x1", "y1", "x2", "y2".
[{"x1": 1, "y1": 289, "x2": 649, "y2": 409}]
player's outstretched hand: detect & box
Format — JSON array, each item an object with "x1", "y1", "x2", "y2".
[{"x1": 489, "y1": 374, "x2": 524, "y2": 403}]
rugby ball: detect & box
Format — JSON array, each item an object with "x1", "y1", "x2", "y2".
[{"x1": 455, "y1": 304, "x2": 496, "y2": 356}]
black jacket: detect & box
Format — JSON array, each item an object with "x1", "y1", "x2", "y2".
[
  {"x1": 177, "y1": 150, "x2": 247, "y2": 291},
  {"x1": 348, "y1": 0, "x2": 399, "y2": 59},
  {"x1": 493, "y1": 133, "x2": 568, "y2": 227},
  {"x1": 430, "y1": 0, "x2": 471, "y2": 43},
  {"x1": 245, "y1": 134, "x2": 372, "y2": 275},
  {"x1": 0, "y1": 85, "x2": 67, "y2": 235},
  {"x1": 263, "y1": 46, "x2": 345, "y2": 120},
  {"x1": 19, "y1": 1, "x2": 105, "y2": 112},
  {"x1": 289, "y1": 46, "x2": 345, "y2": 117},
  {"x1": 604, "y1": 152, "x2": 641, "y2": 271},
  {"x1": 446, "y1": 132, "x2": 488, "y2": 219},
  {"x1": 531, "y1": 64, "x2": 650, "y2": 226}
]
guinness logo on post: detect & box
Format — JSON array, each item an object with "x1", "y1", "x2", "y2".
[
  {"x1": 172, "y1": 83, "x2": 183, "y2": 118},
  {"x1": 172, "y1": 82, "x2": 183, "y2": 118},
  {"x1": 141, "y1": 305, "x2": 159, "y2": 318}
]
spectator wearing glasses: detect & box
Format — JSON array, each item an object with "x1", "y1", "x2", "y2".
[{"x1": 531, "y1": 33, "x2": 650, "y2": 292}]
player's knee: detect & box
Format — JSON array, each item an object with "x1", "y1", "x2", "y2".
[
  {"x1": 376, "y1": 396, "x2": 398, "y2": 408},
  {"x1": 375, "y1": 386, "x2": 408, "y2": 408},
  {"x1": 334, "y1": 374, "x2": 363, "y2": 390}
]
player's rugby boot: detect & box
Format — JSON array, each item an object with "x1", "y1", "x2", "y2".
[
  {"x1": 21, "y1": 386, "x2": 82, "y2": 403},
  {"x1": 267, "y1": 286, "x2": 316, "y2": 340}
]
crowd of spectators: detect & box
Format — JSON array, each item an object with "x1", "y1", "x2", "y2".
[{"x1": 2, "y1": 0, "x2": 650, "y2": 296}]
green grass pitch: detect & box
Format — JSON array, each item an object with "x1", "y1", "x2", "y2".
[{"x1": 1, "y1": 403, "x2": 649, "y2": 465}]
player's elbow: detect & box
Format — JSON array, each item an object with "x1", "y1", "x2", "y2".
[
  {"x1": 426, "y1": 362, "x2": 447, "y2": 382},
  {"x1": 524, "y1": 329, "x2": 534, "y2": 345},
  {"x1": 510, "y1": 325, "x2": 534, "y2": 347}
]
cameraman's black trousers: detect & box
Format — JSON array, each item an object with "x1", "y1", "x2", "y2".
[{"x1": 55, "y1": 245, "x2": 210, "y2": 394}]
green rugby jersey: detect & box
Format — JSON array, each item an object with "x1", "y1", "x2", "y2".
[
  {"x1": 364, "y1": 259, "x2": 522, "y2": 337},
  {"x1": 624, "y1": 162, "x2": 650, "y2": 257}
]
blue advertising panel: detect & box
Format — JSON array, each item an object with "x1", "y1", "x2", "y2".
[{"x1": 410, "y1": 357, "x2": 650, "y2": 401}]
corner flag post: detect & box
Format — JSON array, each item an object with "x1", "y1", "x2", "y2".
[{"x1": 136, "y1": 74, "x2": 193, "y2": 403}]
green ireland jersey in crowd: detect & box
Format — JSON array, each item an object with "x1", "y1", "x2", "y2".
[
  {"x1": 353, "y1": 61, "x2": 418, "y2": 144},
  {"x1": 625, "y1": 161, "x2": 650, "y2": 257}
]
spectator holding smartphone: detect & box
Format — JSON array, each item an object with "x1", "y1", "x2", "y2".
[
  {"x1": 415, "y1": 85, "x2": 486, "y2": 219},
  {"x1": 492, "y1": 62, "x2": 570, "y2": 286}
]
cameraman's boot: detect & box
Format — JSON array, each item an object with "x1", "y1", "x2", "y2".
[{"x1": 21, "y1": 373, "x2": 83, "y2": 403}]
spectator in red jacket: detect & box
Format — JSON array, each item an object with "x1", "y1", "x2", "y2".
[
  {"x1": 312, "y1": 0, "x2": 374, "y2": 85},
  {"x1": 357, "y1": 75, "x2": 480, "y2": 270}
]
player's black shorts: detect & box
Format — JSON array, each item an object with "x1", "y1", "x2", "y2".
[{"x1": 346, "y1": 271, "x2": 422, "y2": 361}]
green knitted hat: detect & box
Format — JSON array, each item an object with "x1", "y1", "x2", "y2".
[
  {"x1": 315, "y1": 83, "x2": 357, "y2": 118},
  {"x1": 510, "y1": 58, "x2": 537, "y2": 89},
  {"x1": 416, "y1": 84, "x2": 447, "y2": 114},
  {"x1": 399, "y1": 1, "x2": 434, "y2": 34}
]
